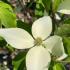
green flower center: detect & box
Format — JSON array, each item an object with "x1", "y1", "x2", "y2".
[
  {"x1": 34, "y1": 37, "x2": 43, "y2": 46},
  {"x1": 51, "y1": 54, "x2": 59, "y2": 61}
]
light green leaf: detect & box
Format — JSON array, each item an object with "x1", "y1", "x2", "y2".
[
  {"x1": 35, "y1": 0, "x2": 44, "y2": 17},
  {"x1": 0, "y1": 7, "x2": 16, "y2": 27},
  {"x1": 52, "y1": 0, "x2": 63, "y2": 12},
  {"x1": 35, "y1": 9, "x2": 44, "y2": 17},
  {"x1": 53, "y1": 63, "x2": 66, "y2": 70},
  {"x1": 0, "y1": 1, "x2": 13, "y2": 12}
]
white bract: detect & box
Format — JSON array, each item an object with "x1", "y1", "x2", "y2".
[
  {"x1": 52, "y1": 0, "x2": 70, "y2": 21},
  {"x1": 58, "y1": 0, "x2": 70, "y2": 14},
  {"x1": 55, "y1": 13, "x2": 61, "y2": 20},
  {"x1": 0, "y1": 16, "x2": 67, "y2": 70}
]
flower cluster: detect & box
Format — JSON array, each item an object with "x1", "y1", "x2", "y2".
[{"x1": 0, "y1": 16, "x2": 67, "y2": 70}]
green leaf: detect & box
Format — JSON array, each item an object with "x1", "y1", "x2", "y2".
[
  {"x1": 0, "y1": 1, "x2": 13, "y2": 12},
  {"x1": 18, "y1": 60, "x2": 26, "y2": 70},
  {"x1": 63, "y1": 37, "x2": 70, "y2": 55},
  {"x1": 0, "y1": 7, "x2": 16, "y2": 27},
  {"x1": 49, "y1": 61, "x2": 66, "y2": 70},
  {"x1": 64, "y1": 18, "x2": 70, "y2": 24},
  {"x1": 52, "y1": 0, "x2": 63, "y2": 12},
  {"x1": 35, "y1": 0, "x2": 44, "y2": 17},
  {"x1": 64, "y1": 56, "x2": 70, "y2": 62},
  {"x1": 17, "y1": 20, "x2": 31, "y2": 34},
  {"x1": 49, "y1": 60, "x2": 55, "y2": 70},
  {"x1": 42, "y1": 0, "x2": 51, "y2": 13},
  {"x1": 13, "y1": 59, "x2": 24, "y2": 70},
  {"x1": 13, "y1": 51, "x2": 27, "y2": 70},
  {"x1": 35, "y1": 9, "x2": 44, "y2": 17},
  {"x1": 0, "y1": 36, "x2": 7, "y2": 47},
  {"x1": 53, "y1": 63, "x2": 66, "y2": 70},
  {"x1": 0, "y1": 0, "x2": 9, "y2": 4},
  {"x1": 55, "y1": 24, "x2": 70, "y2": 37},
  {"x1": 5, "y1": 44, "x2": 14, "y2": 52}
]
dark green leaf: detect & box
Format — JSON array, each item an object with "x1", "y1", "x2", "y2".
[
  {"x1": 64, "y1": 56, "x2": 70, "y2": 62},
  {"x1": 0, "y1": 36, "x2": 7, "y2": 47},
  {"x1": 55, "y1": 24, "x2": 70, "y2": 37},
  {"x1": 49, "y1": 60, "x2": 55, "y2": 70},
  {"x1": 18, "y1": 59, "x2": 26, "y2": 70},
  {"x1": 42, "y1": 0, "x2": 51, "y2": 13},
  {"x1": 17, "y1": 20, "x2": 31, "y2": 34},
  {"x1": 64, "y1": 18, "x2": 70, "y2": 24}
]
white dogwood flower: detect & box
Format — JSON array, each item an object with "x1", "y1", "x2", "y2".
[{"x1": 0, "y1": 16, "x2": 67, "y2": 70}]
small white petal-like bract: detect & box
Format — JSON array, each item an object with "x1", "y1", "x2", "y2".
[
  {"x1": 0, "y1": 16, "x2": 67, "y2": 70},
  {"x1": 58, "y1": 0, "x2": 70, "y2": 14}
]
